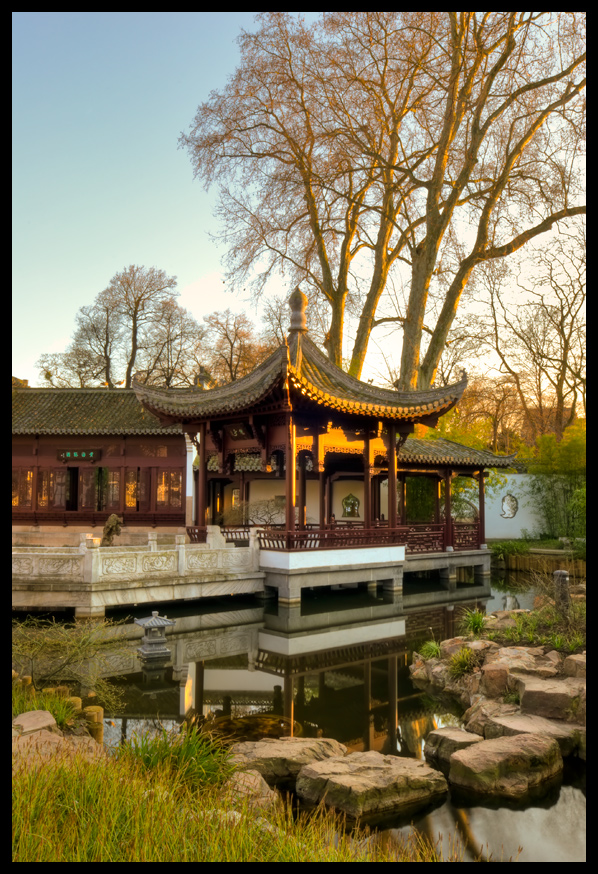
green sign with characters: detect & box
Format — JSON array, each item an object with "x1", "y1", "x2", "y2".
[{"x1": 57, "y1": 449, "x2": 101, "y2": 463}]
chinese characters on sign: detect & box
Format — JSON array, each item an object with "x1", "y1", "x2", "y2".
[{"x1": 57, "y1": 449, "x2": 102, "y2": 463}]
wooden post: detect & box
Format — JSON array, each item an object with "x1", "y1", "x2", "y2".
[
  {"x1": 363, "y1": 431, "x2": 371, "y2": 529},
  {"x1": 297, "y1": 453, "x2": 306, "y2": 530},
  {"x1": 388, "y1": 655, "x2": 398, "y2": 755},
  {"x1": 285, "y1": 413, "x2": 296, "y2": 534},
  {"x1": 399, "y1": 474, "x2": 407, "y2": 525},
  {"x1": 478, "y1": 469, "x2": 486, "y2": 547},
  {"x1": 284, "y1": 672, "x2": 294, "y2": 736},
  {"x1": 363, "y1": 660, "x2": 374, "y2": 751},
  {"x1": 444, "y1": 469, "x2": 453, "y2": 548},
  {"x1": 197, "y1": 424, "x2": 207, "y2": 529},
  {"x1": 388, "y1": 422, "x2": 397, "y2": 530}
]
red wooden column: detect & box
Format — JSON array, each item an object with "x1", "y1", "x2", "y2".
[
  {"x1": 297, "y1": 453, "x2": 306, "y2": 530},
  {"x1": 444, "y1": 468, "x2": 453, "y2": 549},
  {"x1": 388, "y1": 422, "x2": 398, "y2": 530},
  {"x1": 363, "y1": 430, "x2": 371, "y2": 529},
  {"x1": 285, "y1": 413, "x2": 296, "y2": 535},
  {"x1": 478, "y1": 468, "x2": 486, "y2": 547},
  {"x1": 196, "y1": 423, "x2": 207, "y2": 528},
  {"x1": 399, "y1": 474, "x2": 407, "y2": 525}
]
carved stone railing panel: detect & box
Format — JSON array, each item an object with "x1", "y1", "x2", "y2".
[{"x1": 12, "y1": 553, "x2": 85, "y2": 581}]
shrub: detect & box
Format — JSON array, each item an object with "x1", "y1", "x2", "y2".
[
  {"x1": 418, "y1": 640, "x2": 441, "y2": 660},
  {"x1": 448, "y1": 647, "x2": 481, "y2": 678},
  {"x1": 459, "y1": 608, "x2": 486, "y2": 636}
]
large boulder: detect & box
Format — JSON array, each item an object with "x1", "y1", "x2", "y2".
[
  {"x1": 485, "y1": 646, "x2": 559, "y2": 679},
  {"x1": 564, "y1": 653, "x2": 586, "y2": 678},
  {"x1": 481, "y1": 712, "x2": 585, "y2": 758},
  {"x1": 479, "y1": 663, "x2": 509, "y2": 697},
  {"x1": 449, "y1": 734, "x2": 563, "y2": 799},
  {"x1": 462, "y1": 697, "x2": 520, "y2": 737},
  {"x1": 424, "y1": 727, "x2": 484, "y2": 773},
  {"x1": 513, "y1": 675, "x2": 586, "y2": 724},
  {"x1": 12, "y1": 710, "x2": 62, "y2": 737},
  {"x1": 229, "y1": 737, "x2": 347, "y2": 788},
  {"x1": 12, "y1": 729, "x2": 105, "y2": 773},
  {"x1": 295, "y1": 750, "x2": 448, "y2": 820}
]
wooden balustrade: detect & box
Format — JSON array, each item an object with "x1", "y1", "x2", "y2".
[{"x1": 185, "y1": 521, "x2": 480, "y2": 552}]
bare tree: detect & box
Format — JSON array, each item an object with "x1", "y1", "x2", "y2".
[
  {"x1": 106, "y1": 265, "x2": 178, "y2": 388},
  {"x1": 484, "y1": 227, "x2": 585, "y2": 441},
  {"x1": 135, "y1": 300, "x2": 204, "y2": 388},
  {"x1": 202, "y1": 309, "x2": 275, "y2": 384},
  {"x1": 181, "y1": 12, "x2": 585, "y2": 389},
  {"x1": 36, "y1": 265, "x2": 179, "y2": 389}
]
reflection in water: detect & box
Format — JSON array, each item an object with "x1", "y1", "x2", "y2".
[{"x1": 98, "y1": 577, "x2": 584, "y2": 863}]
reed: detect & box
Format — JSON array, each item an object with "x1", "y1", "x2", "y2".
[{"x1": 13, "y1": 748, "x2": 492, "y2": 862}]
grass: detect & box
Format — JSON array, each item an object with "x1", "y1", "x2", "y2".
[
  {"x1": 459, "y1": 607, "x2": 486, "y2": 637},
  {"x1": 447, "y1": 647, "x2": 482, "y2": 679},
  {"x1": 12, "y1": 681, "x2": 79, "y2": 732},
  {"x1": 418, "y1": 640, "x2": 441, "y2": 660},
  {"x1": 489, "y1": 537, "x2": 586, "y2": 562},
  {"x1": 12, "y1": 745, "x2": 486, "y2": 862},
  {"x1": 117, "y1": 724, "x2": 235, "y2": 792},
  {"x1": 495, "y1": 591, "x2": 585, "y2": 654}
]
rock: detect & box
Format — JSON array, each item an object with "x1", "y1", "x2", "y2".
[
  {"x1": 564, "y1": 653, "x2": 586, "y2": 678},
  {"x1": 485, "y1": 646, "x2": 559, "y2": 679},
  {"x1": 230, "y1": 737, "x2": 347, "y2": 787},
  {"x1": 424, "y1": 727, "x2": 484, "y2": 772},
  {"x1": 295, "y1": 750, "x2": 448, "y2": 820},
  {"x1": 224, "y1": 769, "x2": 281, "y2": 811},
  {"x1": 480, "y1": 663, "x2": 509, "y2": 698},
  {"x1": 439, "y1": 637, "x2": 468, "y2": 659},
  {"x1": 12, "y1": 710, "x2": 62, "y2": 737},
  {"x1": 514, "y1": 675, "x2": 586, "y2": 723},
  {"x1": 12, "y1": 729, "x2": 106, "y2": 773},
  {"x1": 448, "y1": 734, "x2": 563, "y2": 799},
  {"x1": 462, "y1": 697, "x2": 520, "y2": 737},
  {"x1": 481, "y1": 712, "x2": 585, "y2": 757}
]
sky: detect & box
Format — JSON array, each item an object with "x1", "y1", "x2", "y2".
[{"x1": 12, "y1": 12, "x2": 323, "y2": 387}]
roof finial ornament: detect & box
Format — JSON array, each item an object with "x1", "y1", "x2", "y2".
[{"x1": 288, "y1": 287, "x2": 308, "y2": 333}]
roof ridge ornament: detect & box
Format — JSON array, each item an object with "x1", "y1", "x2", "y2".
[{"x1": 288, "y1": 287, "x2": 308, "y2": 333}]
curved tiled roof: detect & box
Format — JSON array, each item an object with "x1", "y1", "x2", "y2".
[
  {"x1": 132, "y1": 330, "x2": 467, "y2": 423},
  {"x1": 395, "y1": 437, "x2": 516, "y2": 468},
  {"x1": 12, "y1": 388, "x2": 182, "y2": 435}
]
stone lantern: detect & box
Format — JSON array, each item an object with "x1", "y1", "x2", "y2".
[{"x1": 135, "y1": 611, "x2": 176, "y2": 684}]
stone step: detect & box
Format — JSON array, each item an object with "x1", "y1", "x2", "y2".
[
  {"x1": 448, "y1": 733, "x2": 563, "y2": 799},
  {"x1": 295, "y1": 750, "x2": 448, "y2": 820},
  {"x1": 511, "y1": 674, "x2": 586, "y2": 724},
  {"x1": 482, "y1": 712, "x2": 585, "y2": 759}
]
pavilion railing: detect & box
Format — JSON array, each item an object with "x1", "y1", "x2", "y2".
[
  {"x1": 186, "y1": 526, "x2": 207, "y2": 543},
  {"x1": 453, "y1": 522, "x2": 481, "y2": 551},
  {"x1": 257, "y1": 527, "x2": 406, "y2": 551},
  {"x1": 185, "y1": 521, "x2": 480, "y2": 552}
]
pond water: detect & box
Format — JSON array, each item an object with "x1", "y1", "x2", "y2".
[{"x1": 96, "y1": 573, "x2": 584, "y2": 862}]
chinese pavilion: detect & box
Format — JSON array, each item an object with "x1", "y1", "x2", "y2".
[{"x1": 132, "y1": 289, "x2": 515, "y2": 555}]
